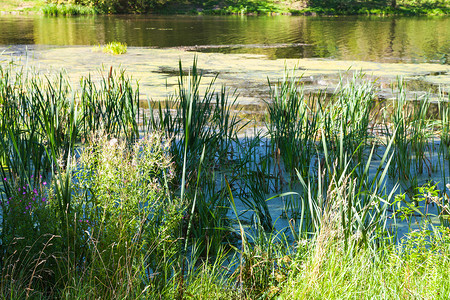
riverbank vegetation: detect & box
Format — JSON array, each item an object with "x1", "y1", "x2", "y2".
[
  {"x1": 40, "y1": 2, "x2": 96, "y2": 15},
  {"x1": 1, "y1": 60, "x2": 450, "y2": 298},
  {"x1": 2, "y1": 0, "x2": 449, "y2": 15},
  {"x1": 40, "y1": 0, "x2": 450, "y2": 15}
]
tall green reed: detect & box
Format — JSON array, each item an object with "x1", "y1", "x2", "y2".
[
  {"x1": 410, "y1": 94, "x2": 434, "y2": 175},
  {"x1": 0, "y1": 65, "x2": 142, "y2": 287},
  {"x1": 383, "y1": 79, "x2": 437, "y2": 205},
  {"x1": 266, "y1": 70, "x2": 321, "y2": 184},
  {"x1": 80, "y1": 67, "x2": 140, "y2": 143},
  {"x1": 384, "y1": 79, "x2": 412, "y2": 181},
  {"x1": 149, "y1": 60, "x2": 244, "y2": 258},
  {"x1": 321, "y1": 72, "x2": 375, "y2": 177},
  {"x1": 294, "y1": 125, "x2": 397, "y2": 251}
]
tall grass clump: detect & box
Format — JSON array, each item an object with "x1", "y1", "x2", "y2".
[
  {"x1": 385, "y1": 79, "x2": 434, "y2": 184},
  {"x1": 58, "y1": 133, "x2": 184, "y2": 298},
  {"x1": 266, "y1": 70, "x2": 321, "y2": 184},
  {"x1": 385, "y1": 79, "x2": 412, "y2": 180},
  {"x1": 151, "y1": 60, "x2": 240, "y2": 179},
  {"x1": 266, "y1": 71, "x2": 376, "y2": 188},
  {"x1": 0, "y1": 65, "x2": 139, "y2": 185},
  {"x1": 237, "y1": 225, "x2": 293, "y2": 299},
  {"x1": 79, "y1": 67, "x2": 139, "y2": 141},
  {"x1": 41, "y1": 3, "x2": 97, "y2": 16},
  {"x1": 436, "y1": 96, "x2": 450, "y2": 201},
  {"x1": 294, "y1": 129, "x2": 396, "y2": 246},
  {"x1": 410, "y1": 94, "x2": 434, "y2": 175},
  {"x1": 281, "y1": 222, "x2": 450, "y2": 299},
  {"x1": 1, "y1": 130, "x2": 185, "y2": 298},
  {"x1": 320, "y1": 72, "x2": 376, "y2": 178},
  {"x1": 149, "y1": 60, "x2": 242, "y2": 256},
  {"x1": 99, "y1": 42, "x2": 128, "y2": 55}
]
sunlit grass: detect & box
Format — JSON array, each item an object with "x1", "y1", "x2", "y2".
[
  {"x1": 0, "y1": 0, "x2": 44, "y2": 12},
  {"x1": 41, "y1": 3, "x2": 96, "y2": 16},
  {"x1": 93, "y1": 41, "x2": 128, "y2": 55}
]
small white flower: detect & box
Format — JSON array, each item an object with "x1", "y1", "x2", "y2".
[{"x1": 109, "y1": 138, "x2": 118, "y2": 146}]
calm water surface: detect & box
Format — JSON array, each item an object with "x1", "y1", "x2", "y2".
[{"x1": 0, "y1": 15, "x2": 449, "y2": 62}]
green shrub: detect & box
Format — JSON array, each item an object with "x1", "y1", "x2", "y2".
[{"x1": 66, "y1": 133, "x2": 184, "y2": 296}]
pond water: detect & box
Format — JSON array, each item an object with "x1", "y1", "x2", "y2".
[{"x1": 0, "y1": 14, "x2": 449, "y2": 63}]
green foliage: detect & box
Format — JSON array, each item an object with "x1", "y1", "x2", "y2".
[
  {"x1": 2, "y1": 60, "x2": 450, "y2": 298},
  {"x1": 6, "y1": 0, "x2": 450, "y2": 14},
  {"x1": 150, "y1": 60, "x2": 241, "y2": 256},
  {"x1": 100, "y1": 41, "x2": 128, "y2": 55},
  {"x1": 266, "y1": 71, "x2": 321, "y2": 182},
  {"x1": 282, "y1": 224, "x2": 450, "y2": 298},
  {"x1": 398, "y1": 0, "x2": 450, "y2": 9},
  {"x1": 306, "y1": 0, "x2": 449, "y2": 14},
  {"x1": 72, "y1": 0, "x2": 165, "y2": 13},
  {"x1": 211, "y1": 0, "x2": 284, "y2": 14},
  {"x1": 384, "y1": 79, "x2": 434, "y2": 181},
  {"x1": 66, "y1": 133, "x2": 184, "y2": 297},
  {"x1": 1, "y1": 177, "x2": 51, "y2": 251},
  {"x1": 41, "y1": 3, "x2": 96, "y2": 15},
  {"x1": 0, "y1": 64, "x2": 142, "y2": 296},
  {"x1": 46, "y1": 0, "x2": 287, "y2": 14}
]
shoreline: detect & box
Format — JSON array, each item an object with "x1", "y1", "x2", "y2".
[{"x1": 1, "y1": 4, "x2": 449, "y2": 16}]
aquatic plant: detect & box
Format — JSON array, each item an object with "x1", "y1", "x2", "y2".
[
  {"x1": 383, "y1": 79, "x2": 435, "y2": 191},
  {"x1": 100, "y1": 41, "x2": 128, "y2": 55},
  {"x1": 266, "y1": 70, "x2": 321, "y2": 184},
  {"x1": 79, "y1": 67, "x2": 140, "y2": 141},
  {"x1": 0, "y1": 64, "x2": 141, "y2": 291},
  {"x1": 149, "y1": 60, "x2": 244, "y2": 258}
]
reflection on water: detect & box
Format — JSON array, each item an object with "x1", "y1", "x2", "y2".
[{"x1": 0, "y1": 15, "x2": 449, "y2": 62}]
